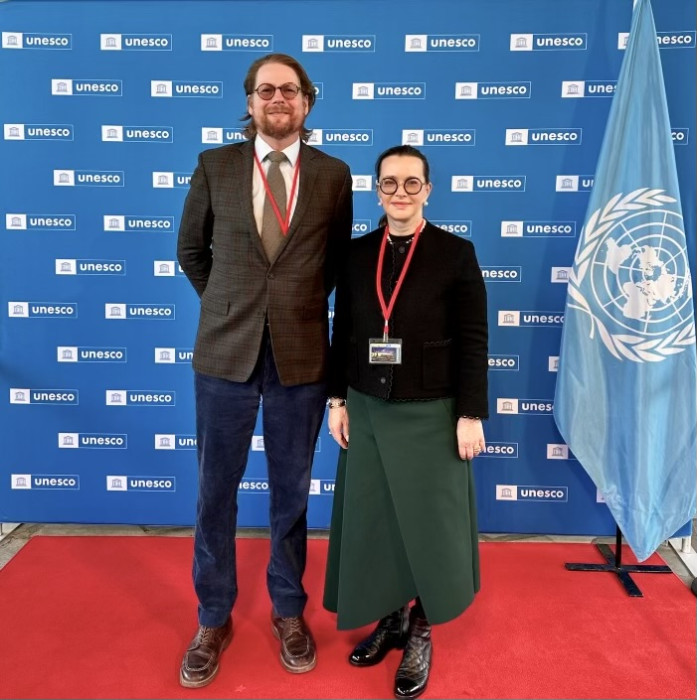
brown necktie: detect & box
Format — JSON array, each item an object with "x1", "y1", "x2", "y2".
[{"x1": 261, "y1": 151, "x2": 288, "y2": 261}]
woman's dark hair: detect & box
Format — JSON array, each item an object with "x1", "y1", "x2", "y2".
[
  {"x1": 240, "y1": 53, "x2": 316, "y2": 142},
  {"x1": 374, "y1": 145, "x2": 431, "y2": 183}
]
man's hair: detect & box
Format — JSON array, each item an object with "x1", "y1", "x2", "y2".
[
  {"x1": 241, "y1": 53, "x2": 316, "y2": 142},
  {"x1": 374, "y1": 145, "x2": 431, "y2": 183}
]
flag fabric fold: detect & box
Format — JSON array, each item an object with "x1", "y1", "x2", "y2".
[{"x1": 553, "y1": 0, "x2": 696, "y2": 561}]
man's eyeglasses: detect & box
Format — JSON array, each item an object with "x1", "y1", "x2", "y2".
[
  {"x1": 377, "y1": 177, "x2": 426, "y2": 195},
  {"x1": 251, "y1": 83, "x2": 302, "y2": 100}
]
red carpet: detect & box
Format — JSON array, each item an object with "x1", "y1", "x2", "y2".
[{"x1": 0, "y1": 536, "x2": 694, "y2": 699}]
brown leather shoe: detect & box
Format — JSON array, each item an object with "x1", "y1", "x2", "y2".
[
  {"x1": 179, "y1": 617, "x2": 233, "y2": 689},
  {"x1": 271, "y1": 612, "x2": 317, "y2": 673}
]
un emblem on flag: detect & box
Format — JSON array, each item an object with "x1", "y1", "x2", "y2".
[{"x1": 569, "y1": 188, "x2": 695, "y2": 362}]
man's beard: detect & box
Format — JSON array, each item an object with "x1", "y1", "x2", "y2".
[{"x1": 258, "y1": 109, "x2": 304, "y2": 140}]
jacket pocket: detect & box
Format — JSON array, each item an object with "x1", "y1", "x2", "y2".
[{"x1": 422, "y1": 338, "x2": 453, "y2": 390}]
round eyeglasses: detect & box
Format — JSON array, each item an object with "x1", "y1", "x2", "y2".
[
  {"x1": 251, "y1": 83, "x2": 302, "y2": 100},
  {"x1": 377, "y1": 177, "x2": 426, "y2": 195}
]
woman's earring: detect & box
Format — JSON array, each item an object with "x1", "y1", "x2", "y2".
[{"x1": 424, "y1": 200, "x2": 429, "y2": 206}]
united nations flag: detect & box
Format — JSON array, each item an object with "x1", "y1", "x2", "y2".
[{"x1": 554, "y1": 0, "x2": 696, "y2": 561}]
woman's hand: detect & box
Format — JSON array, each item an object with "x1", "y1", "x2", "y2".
[
  {"x1": 328, "y1": 406, "x2": 350, "y2": 449},
  {"x1": 456, "y1": 417, "x2": 485, "y2": 461}
]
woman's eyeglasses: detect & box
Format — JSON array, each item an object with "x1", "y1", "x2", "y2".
[
  {"x1": 251, "y1": 83, "x2": 302, "y2": 100},
  {"x1": 377, "y1": 177, "x2": 426, "y2": 195}
]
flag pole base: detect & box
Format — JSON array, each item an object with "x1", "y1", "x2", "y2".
[{"x1": 565, "y1": 529, "x2": 671, "y2": 597}]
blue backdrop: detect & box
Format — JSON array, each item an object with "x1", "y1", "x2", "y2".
[{"x1": 1, "y1": 0, "x2": 694, "y2": 534}]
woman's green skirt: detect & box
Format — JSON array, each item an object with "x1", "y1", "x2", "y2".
[{"x1": 323, "y1": 388, "x2": 480, "y2": 630}]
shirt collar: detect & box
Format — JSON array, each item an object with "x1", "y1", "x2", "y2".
[{"x1": 254, "y1": 136, "x2": 301, "y2": 167}]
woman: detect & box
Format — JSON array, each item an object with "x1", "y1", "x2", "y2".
[{"x1": 323, "y1": 145, "x2": 488, "y2": 699}]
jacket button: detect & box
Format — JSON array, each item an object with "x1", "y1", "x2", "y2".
[
  {"x1": 380, "y1": 377, "x2": 386, "y2": 384},
  {"x1": 267, "y1": 273, "x2": 275, "y2": 280}
]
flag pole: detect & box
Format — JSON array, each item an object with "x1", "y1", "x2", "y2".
[{"x1": 564, "y1": 526, "x2": 671, "y2": 597}]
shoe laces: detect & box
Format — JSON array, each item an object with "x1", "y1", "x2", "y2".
[
  {"x1": 281, "y1": 616, "x2": 304, "y2": 637},
  {"x1": 199, "y1": 626, "x2": 219, "y2": 646}
]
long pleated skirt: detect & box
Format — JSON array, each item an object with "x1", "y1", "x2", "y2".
[{"x1": 323, "y1": 388, "x2": 480, "y2": 630}]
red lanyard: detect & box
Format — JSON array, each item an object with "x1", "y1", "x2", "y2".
[
  {"x1": 375, "y1": 220, "x2": 425, "y2": 340},
  {"x1": 254, "y1": 151, "x2": 301, "y2": 235}
]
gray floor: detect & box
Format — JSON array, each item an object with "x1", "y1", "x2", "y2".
[{"x1": 1, "y1": 521, "x2": 695, "y2": 590}]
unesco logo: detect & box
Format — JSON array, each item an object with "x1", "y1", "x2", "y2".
[
  {"x1": 54, "y1": 170, "x2": 124, "y2": 187},
  {"x1": 562, "y1": 81, "x2": 616, "y2": 98},
  {"x1": 555, "y1": 176, "x2": 594, "y2": 192},
  {"x1": 153, "y1": 261, "x2": 186, "y2": 277},
  {"x1": 239, "y1": 478, "x2": 270, "y2": 492},
  {"x1": 6, "y1": 214, "x2": 76, "y2": 231},
  {"x1": 105, "y1": 391, "x2": 176, "y2": 406},
  {"x1": 309, "y1": 479, "x2": 335, "y2": 495},
  {"x1": 510, "y1": 33, "x2": 587, "y2": 51},
  {"x1": 100, "y1": 33, "x2": 172, "y2": 50},
  {"x1": 3, "y1": 32, "x2": 72, "y2": 49},
  {"x1": 488, "y1": 355, "x2": 519, "y2": 371},
  {"x1": 451, "y1": 176, "x2": 526, "y2": 192},
  {"x1": 58, "y1": 433, "x2": 127, "y2": 448},
  {"x1": 55, "y1": 259, "x2": 126, "y2": 275},
  {"x1": 57, "y1": 346, "x2": 127, "y2": 363},
  {"x1": 154, "y1": 348, "x2": 193, "y2": 363},
  {"x1": 152, "y1": 172, "x2": 192, "y2": 188},
  {"x1": 481, "y1": 266, "x2": 521, "y2": 282},
  {"x1": 106, "y1": 476, "x2": 176, "y2": 492},
  {"x1": 201, "y1": 128, "x2": 246, "y2": 144},
  {"x1": 352, "y1": 175, "x2": 373, "y2": 192},
  {"x1": 302, "y1": 35, "x2": 375, "y2": 52},
  {"x1": 11, "y1": 474, "x2": 80, "y2": 490},
  {"x1": 352, "y1": 220, "x2": 371, "y2": 236},
  {"x1": 430, "y1": 220, "x2": 471, "y2": 237},
  {"x1": 154, "y1": 434, "x2": 197, "y2": 450},
  {"x1": 498, "y1": 310, "x2": 564, "y2": 327},
  {"x1": 404, "y1": 34, "x2": 479, "y2": 52},
  {"x1": 551, "y1": 267, "x2": 571, "y2": 284},
  {"x1": 547, "y1": 444, "x2": 575, "y2": 460},
  {"x1": 500, "y1": 221, "x2": 576, "y2": 238},
  {"x1": 10, "y1": 388, "x2": 79, "y2": 405},
  {"x1": 402, "y1": 129, "x2": 475, "y2": 146},
  {"x1": 306, "y1": 129, "x2": 373, "y2": 146},
  {"x1": 103, "y1": 215, "x2": 174, "y2": 232},
  {"x1": 352, "y1": 83, "x2": 425, "y2": 100},
  {"x1": 672, "y1": 129, "x2": 689, "y2": 145},
  {"x1": 8, "y1": 302, "x2": 77, "y2": 318},
  {"x1": 151, "y1": 81, "x2": 223, "y2": 98},
  {"x1": 505, "y1": 128, "x2": 582, "y2": 146},
  {"x1": 200, "y1": 34, "x2": 273, "y2": 51},
  {"x1": 479, "y1": 442, "x2": 519, "y2": 458},
  {"x1": 101, "y1": 125, "x2": 173, "y2": 142},
  {"x1": 51, "y1": 79, "x2": 122, "y2": 96},
  {"x1": 455, "y1": 82, "x2": 531, "y2": 99},
  {"x1": 496, "y1": 398, "x2": 554, "y2": 415},
  {"x1": 496, "y1": 485, "x2": 568, "y2": 502},
  {"x1": 4, "y1": 123, "x2": 73, "y2": 140},
  {"x1": 618, "y1": 31, "x2": 696, "y2": 50},
  {"x1": 105, "y1": 304, "x2": 175, "y2": 319}
]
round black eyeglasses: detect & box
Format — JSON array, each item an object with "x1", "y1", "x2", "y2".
[
  {"x1": 377, "y1": 177, "x2": 426, "y2": 195},
  {"x1": 251, "y1": 83, "x2": 302, "y2": 100}
]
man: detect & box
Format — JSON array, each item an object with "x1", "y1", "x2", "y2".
[{"x1": 177, "y1": 53, "x2": 353, "y2": 689}]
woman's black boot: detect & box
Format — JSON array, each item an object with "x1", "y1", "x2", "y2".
[
  {"x1": 348, "y1": 606, "x2": 409, "y2": 666},
  {"x1": 394, "y1": 608, "x2": 432, "y2": 699}
]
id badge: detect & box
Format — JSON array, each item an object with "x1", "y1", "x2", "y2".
[{"x1": 369, "y1": 338, "x2": 402, "y2": 364}]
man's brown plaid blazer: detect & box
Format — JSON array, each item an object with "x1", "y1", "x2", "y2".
[{"x1": 177, "y1": 139, "x2": 353, "y2": 387}]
